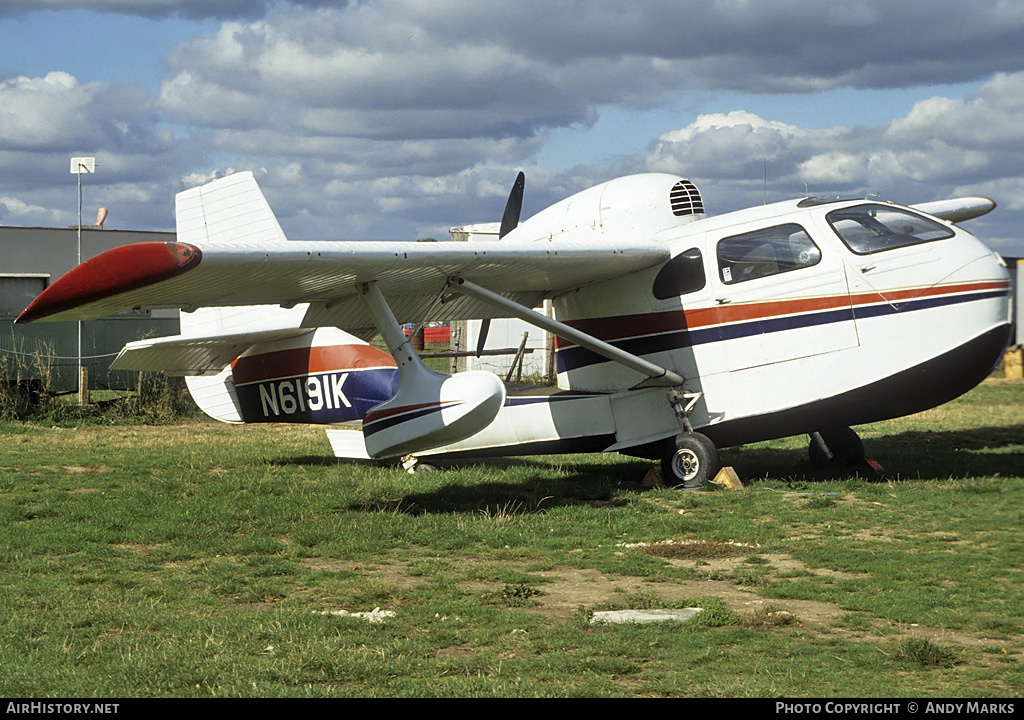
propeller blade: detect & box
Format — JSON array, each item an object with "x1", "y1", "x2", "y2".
[
  {"x1": 477, "y1": 172, "x2": 525, "y2": 357},
  {"x1": 476, "y1": 318, "x2": 490, "y2": 357},
  {"x1": 499, "y1": 171, "x2": 525, "y2": 239}
]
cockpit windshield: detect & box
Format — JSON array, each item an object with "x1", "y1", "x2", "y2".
[{"x1": 826, "y1": 204, "x2": 954, "y2": 255}]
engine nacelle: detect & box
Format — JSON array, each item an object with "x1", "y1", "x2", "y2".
[{"x1": 504, "y1": 173, "x2": 704, "y2": 245}]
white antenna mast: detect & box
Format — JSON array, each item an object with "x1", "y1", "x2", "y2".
[
  {"x1": 70, "y1": 156, "x2": 96, "y2": 401},
  {"x1": 763, "y1": 158, "x2": 768, "y2": 205}
]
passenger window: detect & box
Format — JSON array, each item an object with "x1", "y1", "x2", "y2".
[
  {"x1": 717, "y1": 223, "x2": 820, "y2": 285},
  {"x1": 827, "y1": 204, "x2": 954, "y2": 255},
  {"x1": 653, "y1": 248, "x2": 706, "y2": 299}
]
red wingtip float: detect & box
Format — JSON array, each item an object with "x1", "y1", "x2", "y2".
[{"x1": 17, "y1": 242, "x2": 201, "y2": 323}]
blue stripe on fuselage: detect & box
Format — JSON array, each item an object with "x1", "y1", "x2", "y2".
[{"x1": 555, "y1": 289, "x2": 1006, "y2": 374}]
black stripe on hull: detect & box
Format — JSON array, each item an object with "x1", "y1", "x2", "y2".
[{"x1": 700, "y1": 324, "x2": 1011, "y2": 449}]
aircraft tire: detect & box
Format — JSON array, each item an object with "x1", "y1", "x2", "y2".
[
  {"x1": 661, "y1": 432, "x2": 720, "y2": 489},
  {"x1": 808, "y1": 426, "x2": 864, "y2": 468}
]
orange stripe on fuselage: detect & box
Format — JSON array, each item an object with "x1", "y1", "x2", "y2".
[
  {"x1": 553, "y1": 280, "x2": 1010, "y2": 349},
  {"x1": 232, "y1": 344, "x2": 396, "y2": 385}
]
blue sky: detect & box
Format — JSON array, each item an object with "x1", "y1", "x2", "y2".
[
  {"x1": 1, "y1": 1, "x2": 1022, "y2": 256},
  {"x1": 0, "y1": 10, "x2": 218, "y2": 91}
]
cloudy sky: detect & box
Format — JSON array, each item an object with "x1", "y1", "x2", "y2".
[{"x1": 1, "y1": 0, "x2": 1023, "y2": 255}]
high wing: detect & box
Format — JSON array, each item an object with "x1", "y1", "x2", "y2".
[{"x1": 17, "y1": 172, "x2": 669, "y2": 329}]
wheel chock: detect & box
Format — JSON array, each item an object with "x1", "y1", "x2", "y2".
[
  {"x1": 643, "y1": 467, "x2": 665, "y2": 488},
  {"x1": 855, "y1": 459, "x2": 884, "y2": 474},
  {"x1": 711, "y1": 466, "x2": 743, "y2": 490}
]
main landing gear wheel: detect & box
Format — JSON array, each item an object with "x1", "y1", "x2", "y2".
[
  {"x1": 808, "y1": 426, "x2": 865, "y2": 470},
  {"x1": 661, "y1": 432, "x2": 720, "y2": 489}
]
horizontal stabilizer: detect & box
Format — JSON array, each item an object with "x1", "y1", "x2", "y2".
[{"x1": 113, "y1": 328, "x2": 313, "y2": 376}]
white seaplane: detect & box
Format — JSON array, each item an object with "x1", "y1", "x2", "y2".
[{"x1": 18, "y1": 171, "x2": 1011, "y2": 486}]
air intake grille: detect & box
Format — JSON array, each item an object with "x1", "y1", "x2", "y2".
[{"x1": 670, "y1": 180, "x2": 704, "y2": 217}]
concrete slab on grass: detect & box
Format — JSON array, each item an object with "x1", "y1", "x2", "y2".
[{"x1": 590, "y1": 608, "x2": 702, "y2": 625}]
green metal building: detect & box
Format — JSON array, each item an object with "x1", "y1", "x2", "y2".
[{"x1": 1, "y1": 225, "x2": 179, "y2": 393}]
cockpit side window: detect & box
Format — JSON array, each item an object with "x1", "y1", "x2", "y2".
[
  {"x1": 716, "y1": 223, "x2": 821, "y2": 285},
  {"x1": 826, "y1": 204, "x2": 954, "y2": 255},
  {"x1": 653, "y1": 247, "x2": 706, "y2": 299}
]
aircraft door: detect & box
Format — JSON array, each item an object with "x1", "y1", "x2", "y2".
[{"x1": 700, "y1": 221, "x2": 859, "y2": 374}]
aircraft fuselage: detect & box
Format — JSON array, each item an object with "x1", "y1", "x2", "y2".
[{"x1": 551, "y1": 197, "x2": 1010, "y2": 450}]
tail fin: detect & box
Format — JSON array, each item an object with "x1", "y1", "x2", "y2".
[
  {"x1": 176, "y1": 170, "x2": 287, "y2": 247},
  {"x1": 176, "y1": 171, "x2": 301, "y2": 337},
  {"x1": 174, "y1": 171, "x2": 313, "y2": 419}
]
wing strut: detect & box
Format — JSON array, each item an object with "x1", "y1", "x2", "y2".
[
  {"x1": 449, "y1": 277, "x2": 685, "y2": 388},
  {"x1": 357, "y1": 281, "x2": 505, "y2": 458}
]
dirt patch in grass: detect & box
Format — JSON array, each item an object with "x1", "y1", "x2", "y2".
[
  {"x1": 498, "y1": 564, "x2": 1023, "y2": 669},
  {"x1": 300, "y1": 557, "x2": 360, "y2": 573},
  {"x1": 434, "y1": 644, "x2": 481, "y2": 660},
  {"x1": 233, "y1": 601, "x2": 279, "y2": 613},
  {"x1": 675, "y1": 552, "x2": 868, "y2": 581},
  {"x1": 510, "y1": 565, "x2": 856, "y2": 633},
  {"x1": 323, "y1": 549, "x2": 1018, "y2": 671},
  {"x1": 850, "y1": 528, "x2": 902, "y2": 542},
  {"x1": 300, "y1": 557, "x2": 429, "y2": 594},
  {"x1": 280, "y1": 548, "x2": 1024, "y2": 665},
  {"x1": 522, "y1": 566, "x2": 763, "y2": 616}
]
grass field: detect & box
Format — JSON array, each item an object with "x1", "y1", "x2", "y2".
[{"x1": 0, "y1": 380, "x2": 1021, "y2": 697}]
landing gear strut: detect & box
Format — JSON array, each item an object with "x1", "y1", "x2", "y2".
[{"x1": 661, "y1": 432, "x2": 720, "y2": 489}]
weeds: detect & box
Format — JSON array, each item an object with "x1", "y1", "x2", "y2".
[
  {"x1": 0, "y1": 350, "x2": 198, "y2": 424},
  {"x1": 804, "y1": 496, "x2": 838, "y2": 509},
  {"x1": 892, "y1": 638, "x2": 961, "y2": 668},
  {"x1": 103, "y1": 371, "x2": 199, "y2": 423},
  {"x1": 0, "y1": 349, "x2": 52, "y2": 422},
  {"x1": 623, "y1": 589, "x2": 660, "y2": 609},
  {"x1": 740, "y1": 606, "x2": 799, "y2": 628},
  {"x1": 500, "y1": 583, "x2": 542, "y2": 607},
  {"x1": 686, "y1": 599, "x2": 738, "y2": 627}
]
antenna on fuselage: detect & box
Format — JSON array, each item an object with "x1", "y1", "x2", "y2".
[{"x1": 763, "y1": 158, "x2": 768, "y2": 205}]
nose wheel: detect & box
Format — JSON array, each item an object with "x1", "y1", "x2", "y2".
[{"x1": 661, "y1": 432, "x2": 720, "y2": 489}]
